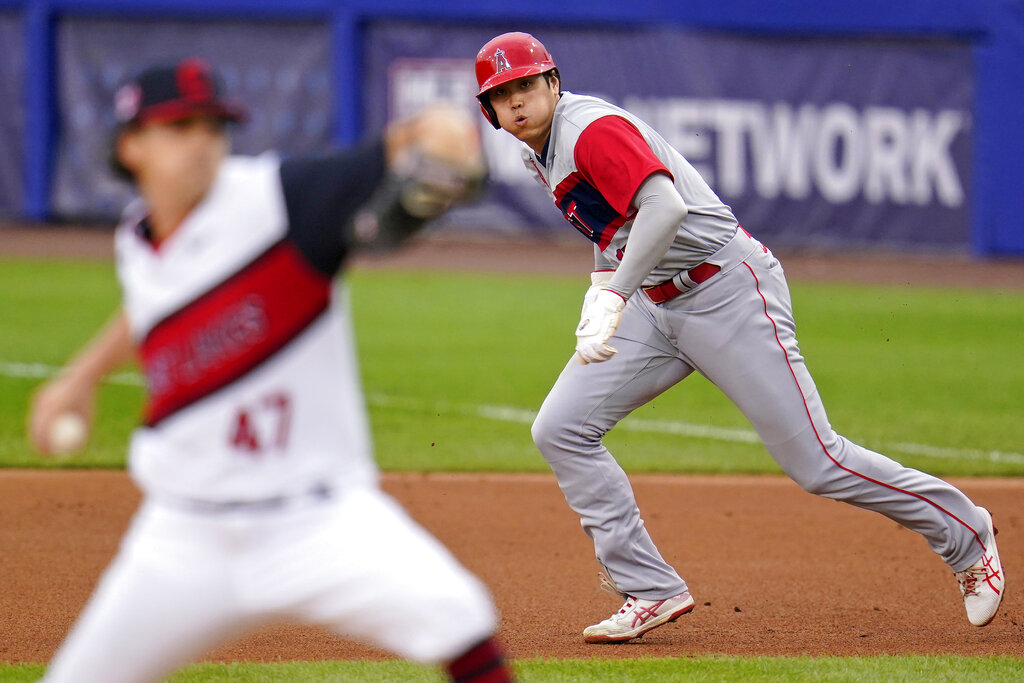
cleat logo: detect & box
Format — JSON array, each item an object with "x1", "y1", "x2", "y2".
[
  {"x1": 981, "y1": 554, "x2": 1002, "y2": 593},
  {"x1": 493, "y1": 48, "x2": 512, "y2": 73},
  {"x1": 630, "y1": 600, "x2": 665, "y2": 628}
]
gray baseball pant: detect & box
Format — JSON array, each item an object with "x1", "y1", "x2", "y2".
[{"x1": 532, "y1": 230, "x2": 989, "y2": 600}]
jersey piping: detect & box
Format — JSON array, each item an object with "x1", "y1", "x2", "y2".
[{"x1": 743, "y1": 260, "x2": 988, "y2": 554}]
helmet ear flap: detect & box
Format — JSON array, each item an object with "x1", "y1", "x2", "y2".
[{"x1": 478, "y1": 97, "x2": 500, "y2": 130}]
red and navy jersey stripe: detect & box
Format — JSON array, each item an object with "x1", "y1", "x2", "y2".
[
  {"x1": 137, "y1": 142, "x2": 391, "y2": 426},
  {"x1": 553, "y1": 175, "x2": 630, "y2": 249},
  {"x1": 552, "y1": 114, "x2": 672, "y2": 250},
  {"x1": 140, "y1": 238, "x2": 331, "y2": 426}
]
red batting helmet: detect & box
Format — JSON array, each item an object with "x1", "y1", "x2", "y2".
[{"x1": 475, "y1": 32, "x2": 557, "y2": 129}]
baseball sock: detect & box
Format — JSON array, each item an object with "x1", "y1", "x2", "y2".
[{"x1": 446, "y1": 636, "x2": 513, "y2": 682}]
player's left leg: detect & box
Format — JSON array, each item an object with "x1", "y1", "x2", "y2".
[
  {"x1": 264, "y1": 486, "x2": 510, "y2": 680},
  {"x1": 661, "y1": 240, "x2": 1002, "y2": 624}
]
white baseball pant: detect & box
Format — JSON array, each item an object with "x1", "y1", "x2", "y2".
[{"x1": 42, "y1": 485, "x2": 497, "y2": 683}]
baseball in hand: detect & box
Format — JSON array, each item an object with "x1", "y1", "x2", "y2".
[{"x1": 48, "y1": 412, "x2": 88, "y2": 456}]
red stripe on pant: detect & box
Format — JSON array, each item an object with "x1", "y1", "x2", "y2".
[{"x1": 741, "y1": 260, "x2": 986, "y2": 553}]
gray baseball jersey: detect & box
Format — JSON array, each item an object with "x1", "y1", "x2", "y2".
[
  {"x1": 524, "y1": 92, "x2": 992, "y2": 600},
  {"x1": 521, "y1": 92, "x2": 736, "y2": 283}
]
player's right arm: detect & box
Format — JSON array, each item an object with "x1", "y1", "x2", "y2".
[
  {"x1": 572, "y1": 116, "x2": 685, "y2": 363},
  {"x1": 28, "y1": 310, "x2": 135, "y2": 455},
  {"x1": 574, "y1": 115, "x2": 686, "y2": 301},
  {"x1": 604, "y1": 173, "x2": 687, "y2": 299}
]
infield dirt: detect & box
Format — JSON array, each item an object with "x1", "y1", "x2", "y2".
[{"x1": 1, "y1": 471, "x2": 1023, "y2": 663}]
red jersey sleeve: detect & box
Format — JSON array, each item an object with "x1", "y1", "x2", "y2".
[{"x1": 573, "y1": 115, "x2": 673, "y2": 217}]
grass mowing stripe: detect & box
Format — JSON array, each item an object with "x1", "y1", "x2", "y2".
[
  {"x1": 3, "y1": 264, "x2": 1023, "y2": 475},
  {"x1": 370, "y1": 392, "x2": 1024, "y2": 465},
  {"x1": 5, "y1": 360, "x2": 1022, "y2": 466}
]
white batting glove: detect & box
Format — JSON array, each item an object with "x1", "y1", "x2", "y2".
[
  {"x1": 575, "y1": 289, "x2": 626, "y2": 364},
  {"x1": 579, "y1": 270, "x2": 615, "y2": 314}
]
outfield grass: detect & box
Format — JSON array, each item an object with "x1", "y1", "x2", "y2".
[
  {"x1": 2, "y1": 258, "x2": 1021, "y2": 476},
  {"x1": 2, "y1": 258, "x2": 1022, "y2": 680}
]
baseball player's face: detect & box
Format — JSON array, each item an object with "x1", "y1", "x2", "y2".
[
  {"x1": 118, "y1": 116, "x2": 229, "y2": 209},
  {"x1": 488, "y1": 74, "x2": 560, "y2": 153}
]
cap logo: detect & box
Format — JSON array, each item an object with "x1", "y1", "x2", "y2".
[
  {"x1": 493, "y1": 48, "x2": 511, "y2": 74},
  {"x1": 176, "y1": 58, "x2": 214, "y2": 102},
  {"x1": 113, "y1": 83, "x2": 142, "y2": 123}
]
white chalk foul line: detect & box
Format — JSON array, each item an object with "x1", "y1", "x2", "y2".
[
  {"x1": 364, "y1": 393, "x2": 1024, "y2": 465},
  {"x1": 4, "y1": 362, "x2": 1021, "y2": 465},
  {"x1": 0, "y1": 361, "x2": 143, "y2": 386}
]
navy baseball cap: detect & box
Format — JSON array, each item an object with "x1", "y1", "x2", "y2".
[{"x1": 113, "y1": 57, "x2": 248, "y2": 127}]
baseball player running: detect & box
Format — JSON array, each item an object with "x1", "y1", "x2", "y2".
[
  {"x1": 28, "y1": 58, "x2": 512, "y2": 682},
  {"x1": 474, "y1": 32, "x2": 1005, "y2": 643}
]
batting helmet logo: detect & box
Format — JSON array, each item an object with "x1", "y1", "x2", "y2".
[{"x1": 493, "y1": 48, "x2": 512, "y2": 74}]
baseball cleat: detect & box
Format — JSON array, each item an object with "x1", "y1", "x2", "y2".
[
  {"x1": 955, "y1": 507, "x2": 1004, "y2": 627},
  {"x1": 583, "y1": 591, "x2": 695, "y2": 643}
]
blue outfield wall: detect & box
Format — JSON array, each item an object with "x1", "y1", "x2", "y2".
[{"x1": 3, "y1": 0, "x2": 1023, "y2": 255}]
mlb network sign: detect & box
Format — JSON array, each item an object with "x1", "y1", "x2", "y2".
[
  {"x1": 624, "y1": 98, "x2": 965, "y2": 207},
  {"x1": 378, "y1": 28, "x2": 971, "y2": 248}
]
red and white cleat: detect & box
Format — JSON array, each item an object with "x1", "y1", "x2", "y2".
[
  {"x1": 956, "y1": 507, "x2": 1005, "y2": 627},
  {"x1": 583, "y1": 591, "x2": 695, "y2": 643}
]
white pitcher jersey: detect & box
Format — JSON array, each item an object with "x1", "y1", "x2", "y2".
[
  {"x1": 115, "y1": 148, "x2": 385, "y2": 504},
  {"x1": 521, "y1": 92, "x2": 739, "y2": 281}
]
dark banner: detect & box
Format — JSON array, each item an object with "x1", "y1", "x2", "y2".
[
  {"x1": 0, "y1": 13, "x2": 23, "y2": 217},
  {"x1": 53, "y1": 17, "x2": 332, "y2": 219},
  {"x1": 366, "y1": 23, "x2": 973, "y2": 250}
]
